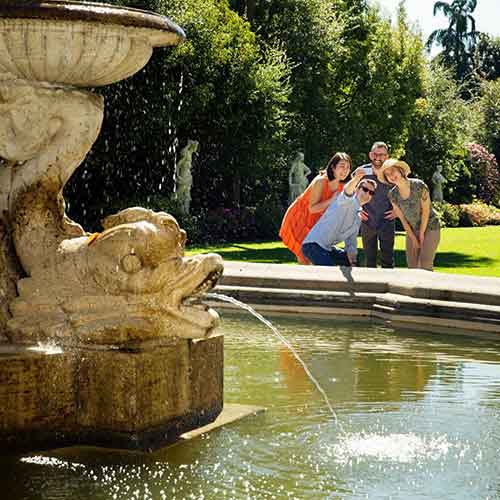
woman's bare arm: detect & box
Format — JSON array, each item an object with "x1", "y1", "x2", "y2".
[
  {"x1": 419, "y1": 185, "x2": 431, "y2": 237},
  {"x1": 309, "y1": 176, "x2": 337, "y2": 213},
  {"x1": 392, "y1": 201, "x2": 420, "y2": 248}
]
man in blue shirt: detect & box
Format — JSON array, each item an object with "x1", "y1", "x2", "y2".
[{"x1": 301, "y1": 168, "x2": 377, "y2": 266}]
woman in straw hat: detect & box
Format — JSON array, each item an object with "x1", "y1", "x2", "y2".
[{"x1": 379, "y1": 159, "x2": 441, "y2": 271}]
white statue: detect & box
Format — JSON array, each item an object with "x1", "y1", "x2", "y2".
[
  {"x1": 432, "y1": 165, "x2": 446, "y2": 202},
  {"x1": 174, "y1": 139, "x2": 198, "y2": 215},
  {"x1": 288, "y1": 152, "x2": 311, "y2": 204}
]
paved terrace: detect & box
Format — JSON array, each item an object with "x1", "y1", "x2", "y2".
[{"x1": 213, "y1": 262, "x2": 500, "y2": 339}]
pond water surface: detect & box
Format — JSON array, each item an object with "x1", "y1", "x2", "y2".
[{"x1": 1, "y1": 311, "x2": 500, "y2": 499}]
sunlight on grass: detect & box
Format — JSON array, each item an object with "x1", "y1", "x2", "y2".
[{"x1": 187, "y1": 226, "x2": 500, "y2": 277}]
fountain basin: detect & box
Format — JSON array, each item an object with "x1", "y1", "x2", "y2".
[
  {"x1": 1, "y1": 313, "x2": 499, "y2": 498},
  {"x1": 0, "y1": 1, "x2": 185, "y2": 86}
]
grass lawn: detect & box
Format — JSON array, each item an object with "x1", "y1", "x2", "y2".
[{"x1": 187, "y1": 226, "x2": 500, "y2": 278}]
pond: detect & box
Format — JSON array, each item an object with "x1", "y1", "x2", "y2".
[{"x1": 1, "y1": 311, "x2": 500, "y2": 499}]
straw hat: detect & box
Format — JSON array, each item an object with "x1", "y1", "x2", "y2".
[{"x1": 379, "y1": 159, "x2": 411, "y2": 183}]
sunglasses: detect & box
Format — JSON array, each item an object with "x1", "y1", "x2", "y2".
[{"x1": 359, "y1": 185, "x2": 375, "y2": 196}]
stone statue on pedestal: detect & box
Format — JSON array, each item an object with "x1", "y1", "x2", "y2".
[
  {"x1": 432, "y1": 165, "x2": 446, "y2": 202},
  {"x1": 288, "y1": 152, "x2": 311, "y2": 205},
  {"x1": 174, "y1": 139, "x2": 198, "y2": 215}
]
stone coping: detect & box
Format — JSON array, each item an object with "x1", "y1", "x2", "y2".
[
  {"x1": 215, "y1": 262, "x2": 500, "y2": 337},
  {"x1": 180, "y1": 403, "x2": 265, "y2": 441}
]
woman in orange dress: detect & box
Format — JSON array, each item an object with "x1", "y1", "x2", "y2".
[{"x1": 279, "y1": 152, "x2": 352, "y2": 264}]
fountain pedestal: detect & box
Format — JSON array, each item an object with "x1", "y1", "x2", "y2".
[
  {"x1": 0, "y1": 336, "x2": 223, "y2": 452},
  {"x1": 0, "y1": 1, "x2": 224, "y2": 452}
]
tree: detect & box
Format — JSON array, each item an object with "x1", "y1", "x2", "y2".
[
  {"x1": 240, "y1": 0, "x2": 372, "y2": 170},
  {"x1": 471, "y1": 34, "x2": 500, "y2": 82},
  {"x1": 478, "y1": 78, "x2": 500, "y2": 167},
  {"x1": 338, "y1": 3, "x2": 426, "y2": 161},
  {"x1": 230, "y1": 1, "x2": 425, "y2": 168},
  {"x1": 404, "y1": 65, "x2": 477, "y2": 202},
  {"x1": 229, "y1": 0, "x2": 256, "y2": 21},
  {"x1": 426, "y1": 0, "x2": 478, "y2": 81},
  {"x1": 65, "y1": 0, "x2": 292, "y2": 227}
]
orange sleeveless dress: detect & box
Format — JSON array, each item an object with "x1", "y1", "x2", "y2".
[{"x1": 279, "y1": 177, "x2": 343, "y2": 263}]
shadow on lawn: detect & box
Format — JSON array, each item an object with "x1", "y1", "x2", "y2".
[
  {"x1": 213, "y1": 244, "x2": 295, "y2": 263},
  {"x1": 207, "y1": 244, "x2": 495, "y2": 269}
]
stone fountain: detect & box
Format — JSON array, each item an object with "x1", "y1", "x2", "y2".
[{"x1": 0, "y1": 1, "x2": 224, "y2": 452}]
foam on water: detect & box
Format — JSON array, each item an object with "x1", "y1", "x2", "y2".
[{"x1": 330, "y1": 432, "x2": 455, "y2": 464}]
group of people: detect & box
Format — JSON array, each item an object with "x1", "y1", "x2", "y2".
[{"x1": 279, "y1": 141, "x2": 441, "y2": 271}]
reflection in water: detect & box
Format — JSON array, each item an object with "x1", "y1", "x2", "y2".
[
  {"x1": 279, "y1": 347, "x2": 310, "y2": 393},
  {"x1": 1, "y1": 311, "x2": 500, "y2": 500},
  {"x1": 351, "y1": 350, "x2": 436, "y2": 402}
]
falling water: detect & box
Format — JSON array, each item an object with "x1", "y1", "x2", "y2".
[{"x1": 205, "y1": 292, "x2": 339, "y2": 424}]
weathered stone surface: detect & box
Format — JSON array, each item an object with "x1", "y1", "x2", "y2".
[
  {"x1": 7, "y1": 209, "x2": 223, "y2": 344},
  {"x1": 0, "y1": 335, "x2": 223, "y2": 451},
  {"x1": 77, "y1": 340, "x2": 191, "y2": 431},
  {"x1": 0, "y1": 214, "x2": 21, "y2": 337},
  {"x1": 190, "y1": 334, "x2": 224, "y2": 414},
  {"x1": 217, "y1": 262, "x2": 500, "y2": 336},
  {"x1": 0, "y1": 72, "x2": 222, "y2": 347},
  {"x1": 0, "y1": 348, "x2": 77, "y2": 431},
  {"x1": 174, "y1": 139, "x2": 198, "y2": 215},
  {"x1": 180, "y1": 404, "x2": 265, "y2": 441},
  {"x1": 1, "y1": 83, "x2": 103, "y2": 270},
  {"x1": 0, "y1": 3, "x2": 202, "y2": 345},
  {"x1": 0, "y1": 3, "x2": 224, "y2": 454}
]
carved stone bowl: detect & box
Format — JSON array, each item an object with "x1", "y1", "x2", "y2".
[{"x1": 0, "y1": 1, "x2": 185, "y2": 86}]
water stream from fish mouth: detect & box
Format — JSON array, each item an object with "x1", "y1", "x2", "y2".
[{"x1": 205, "y1": 292, "x2": 340, "y2": 425}]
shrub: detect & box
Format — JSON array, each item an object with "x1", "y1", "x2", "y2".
[
  {"x1": 204, "y1": 207, "x2": 258, "y2": 243},
  {"x1": 459, "y1": 201, "x2": 500, "y2": 226},
  {"x1": 64, "y1": 0, "x2": 292, "y2": 225},
  {"x1": 404, "y1": 66, "x2": 474, "y2": 202},
  {"x1": 128, "y1": 199, "x2": 260, "y2": 245},
  {"x1": 478, "y1": 79, "x2": 500, "y2": 165},
  {"x1": 466, "y1": 143, "x2": 500, "y2": 206},
  {"x1": 254, "y1": 195, "x2": 286, "y2": 240},
  {"x1": 433, "y1": 201, "x2": 461, "y2": 228}
]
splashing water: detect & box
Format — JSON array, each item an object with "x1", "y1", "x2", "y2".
[
  {"x1": 330, "y1": 432, "x2": 454, "y2": 465},
  {"x1": 27, "y1": 342, "x2": 63, "y2": 355},
  {"x1": 205, "y1": 292, "x2": 339, "y2": 425}
]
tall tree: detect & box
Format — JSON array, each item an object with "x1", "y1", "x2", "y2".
[
  {"x1": 471, "y1": 34, "x2": 500, "y2": 81},
  {"x1": 65, "y1": 0, "x2": 292, "y2": 223},
  {"x1": 404, "y1": 65, "x2": 476, "y2": 202},
  {"x1": 426, "y1": 0, "x2": 478, "y2": 81}
]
